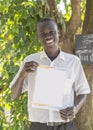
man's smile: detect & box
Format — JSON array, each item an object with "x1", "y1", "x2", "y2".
[{"x1": 46, "y1": 39, "x2": 54, "y2": 44}]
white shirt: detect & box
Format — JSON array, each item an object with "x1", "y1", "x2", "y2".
[{"x1": 9, "y1": 50, "x2": 90, "y2": 123}]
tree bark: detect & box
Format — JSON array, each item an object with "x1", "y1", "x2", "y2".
[
  {"x1": 67, "y1": 0, "x2": 81, "y2": 35},
  {"x1": 82, "y1": 0, "x2": 93, "y2": 34}
]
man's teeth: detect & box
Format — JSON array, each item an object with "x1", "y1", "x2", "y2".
[{"x1": 46, "y1": 39, "x2": 53, "y2": 43}]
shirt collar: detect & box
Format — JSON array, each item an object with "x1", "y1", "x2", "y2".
[
  {"x1": 40, "y1": 50, "x2": 48, "y2": 60},
  {"x1": 40, "y1": 49, "x2": 65, "y2": 61}
]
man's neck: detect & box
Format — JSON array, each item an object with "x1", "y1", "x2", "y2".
[{"x1": 44, "y1": 47, "x2": 60, "y2": 58}]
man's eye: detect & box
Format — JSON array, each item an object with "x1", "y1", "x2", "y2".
[
  {"x1": 40, "y1": 31, "x2": 56, "y2": 37},
  {"x1": 50, "y1": 31, "x2": 56, "y2": 35},
  {"x1": 40, "y1": 33, "x2": 45, "y2": 37}
]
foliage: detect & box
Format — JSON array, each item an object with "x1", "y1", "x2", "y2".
[{"x1": 0, "y1": 0, "x2": 44, "y2": 129}]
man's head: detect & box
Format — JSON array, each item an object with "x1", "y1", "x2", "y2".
[{"x1": 37, "y1": 18, "x2": 59, "y2": 50}]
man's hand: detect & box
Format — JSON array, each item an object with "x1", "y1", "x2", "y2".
[
  {"x1": 59, "y1": 107, "x2": 75, "y2": 121},
  {"x1": 11, "y1": 61, "x2": 39, "y2": 100},
  {"x1": 20, "y1": 61, "x2": 39, "y2": 79}
]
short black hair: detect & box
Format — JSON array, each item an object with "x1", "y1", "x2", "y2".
[
  {"x1": 39, "y1": 17, "x2": 54, "y2": 22},
  {"x1": 38, "y1": 17, "x2": 57, "y2": 25}
]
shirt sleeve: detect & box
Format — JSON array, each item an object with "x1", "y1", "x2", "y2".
[
  {"x1": 9, "y1": 59, "x2": 28, "y2": 93},
  {"x1": 74, "y1": 58, "x2": 90, "y2": 96}
]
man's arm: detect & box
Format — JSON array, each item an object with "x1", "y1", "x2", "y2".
[
  {"x1": 11, "y1": 61, "x2": 39, "y2": 100},
  {"x1": 74, "y1": 94, "x2": 87, "y2": 115},
  {"x1": 11, "y1": 73, "x2": 26, "y2": 100},
  {"x1": 59, "y1": 94, "x2": 87, "y2": 121}
]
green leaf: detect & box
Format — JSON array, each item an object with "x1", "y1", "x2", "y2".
[
  {"x1": 5, "y1": 96, "x2": 11, "y2": 103},
  {"x1": 38, "y1": 10, "x2": 43, "y2": 18},
  {"x1": 13, "y1": 36, "x2": 20, "y2": 43},
  {"x1": 0, "y1": 106, "x2": 4, "y2": 112},
  {"x1": 0, "y1": 126, "x2": 3, "y2": 130}
]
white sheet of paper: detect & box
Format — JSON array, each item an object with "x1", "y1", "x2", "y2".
[{"x1": 32, "y1": 66, "x2": 67, "y2": 111}]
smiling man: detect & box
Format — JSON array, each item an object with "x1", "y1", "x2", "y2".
[{"x1": 9, "y1": 18, "x2": 90, "y2": 130}]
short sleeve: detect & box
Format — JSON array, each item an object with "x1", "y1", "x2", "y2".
[
  {"x1": 9, "y1": 59, "x2": 28, "y2": 93},
  {"x1": 74, "y1": 58, "x2": 90, "y2": 96}
]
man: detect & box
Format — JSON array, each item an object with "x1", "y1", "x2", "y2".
[{"x1": 9, "y1": 18, "x2": 90, "y2": 130}]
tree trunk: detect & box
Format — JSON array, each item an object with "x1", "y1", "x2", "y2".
[{"x1": 78, "y1": 0, "x2": 93, "y2": 130}]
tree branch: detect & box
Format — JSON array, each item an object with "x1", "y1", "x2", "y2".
[
  {"x1": 82, "y1": 0, "x2": 93, "y2": 34},
  {"x1": 46, "y1": 0, "x2": 58, "y2": 22},
  {"x1": 67, "y1": 0, "x2": 81, "y2": 35}
]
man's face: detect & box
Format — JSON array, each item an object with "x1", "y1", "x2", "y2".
[{"x1": 37, "y1": 21, "x2": 59, "y2": 49}]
